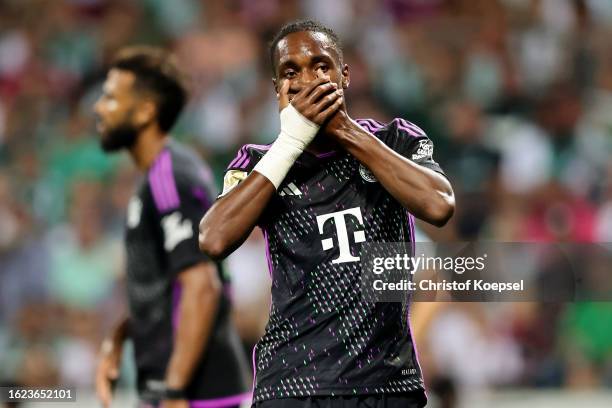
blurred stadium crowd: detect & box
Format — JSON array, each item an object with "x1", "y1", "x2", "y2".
[{"x1": 0, "y1": 0, "x2": 611, "y2": 404}]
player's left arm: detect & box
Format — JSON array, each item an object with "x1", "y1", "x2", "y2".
[
  {"x1": 327, "y1": 112, "x2": 454, "y2": 227},
  {"x1": 154, "y1": 177, "x2": 222, "y2": 405},
  {"x1": 163, "y1": 261, "x2": 221, "y2": 405}
]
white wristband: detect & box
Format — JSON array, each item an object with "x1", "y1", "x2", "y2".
[{"x1": 254, "y1": 104, "x2": 319, "y2": 189}]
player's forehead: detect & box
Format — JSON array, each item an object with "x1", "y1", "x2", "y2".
[
  {"x1": 275, "y1": 31, "x2": 338, "y2": 66},
  {"x1": 104, "y1": 68, "x2": 136, "y2": 94}
]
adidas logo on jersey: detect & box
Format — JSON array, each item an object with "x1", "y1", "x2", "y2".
[{"x1": 279, "y1": 182, "x2": 302, "y2": 197}]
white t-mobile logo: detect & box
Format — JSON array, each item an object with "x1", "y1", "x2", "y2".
[{"x1": 316, "y1": 207, "x2": 366, "y2": 264}]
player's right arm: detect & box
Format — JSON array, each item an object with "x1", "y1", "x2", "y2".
[
  {"x1": 95, "y1": 316, "x2": 128, "y2": 408},
  {"x1": 198, "y1": 172, "x2": 275, "y2": 259},
  {"x1": 199, "y1": 77, "x2": 343, "y2": 260}
]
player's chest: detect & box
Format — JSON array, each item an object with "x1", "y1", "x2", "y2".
[
  {"x1": 124, "y1": 188, "x2": 161, "y2": 244},
  {"x1": 273, "y1": 155, "x2": 382, "y2": 209},
  {"x1": 263, "y1": 155, "x2": 402, "y2": 245}
]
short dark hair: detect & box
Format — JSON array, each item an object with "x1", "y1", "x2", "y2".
[
  {"x1": 269, "y1": 19, "x2": 343, "y2": 74},
  {"x1": 111, "y1": 46, "x2": 187, "y2": 133}
]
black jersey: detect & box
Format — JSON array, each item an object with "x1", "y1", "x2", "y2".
[
  {"x1": 221, "y1": 118, "x2": 445, "y2": 403},
  {"x1": 125, "y1": 140, "x2": 249, "y2": 402}
]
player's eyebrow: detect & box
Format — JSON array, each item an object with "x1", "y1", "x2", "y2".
[
  {"x1": 278, "y1": 52, "x2": 332, "y2": 70},
  {"x1": 277, "y1": 59, "x2": 300, "y2": 72},
  {"x1": 311, "y1": 54, "x2": 334, "y2": 65}
]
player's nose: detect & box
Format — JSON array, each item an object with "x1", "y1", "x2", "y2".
[
  {"x1": 93, "y1": 99, "x2": 103, "y2": 116},
  {"x1": 291, "y1": 71, "x2": 319, "y2": 93}
]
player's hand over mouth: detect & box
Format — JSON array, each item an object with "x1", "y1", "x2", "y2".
[{"x1": 278, "y1": 77, "x2": 344, "y2": 125}]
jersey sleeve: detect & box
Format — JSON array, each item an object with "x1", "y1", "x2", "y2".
[
  {"x1": 150, "y1": 174, "x2": 213, "y2": 276},
  {"x1": 389, "y1": 118, "x2": 446, "y2": 176},
  {"x1": 218, "y1": 144, "x2": 268, "y2": 198}
]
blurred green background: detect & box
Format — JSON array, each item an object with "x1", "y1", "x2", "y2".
[{"x1": 0, "y1": 0, "x2": 611, "y2": 406}]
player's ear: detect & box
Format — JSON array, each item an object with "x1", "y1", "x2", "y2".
[
  {"x1": 136, "y1": 99, "x2": 156, "y2": 127},
  {"x1": 272, "y1": 77, "x2": 279, "y2": 98},
  {"x1": 341, "y1": 64, "x2": 350, "y2": 89}
]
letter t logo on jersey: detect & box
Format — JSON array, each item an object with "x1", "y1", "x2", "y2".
[{"x1": 316, "y1": 207, "x2": 366, "y2": 264}]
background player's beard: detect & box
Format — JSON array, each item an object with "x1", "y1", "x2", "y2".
[{"x1": 100, "y1": 121, "x2": 141, "y2": 152}]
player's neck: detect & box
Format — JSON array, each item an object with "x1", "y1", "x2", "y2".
[{"x1": 129, "y1": 125, "x2": 169, "y2": 171}]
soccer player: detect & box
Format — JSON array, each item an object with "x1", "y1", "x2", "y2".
[
  {"x1": 93, "y1": 46, "x2": 250, "y2": 408},
  {"x1": 198, "y1": 20, "x2": 455, "y2": 408}
]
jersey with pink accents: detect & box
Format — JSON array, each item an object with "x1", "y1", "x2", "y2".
[
  {"x1": 125, "y1": 140, "x2": 249, "y2": 401},
  {"x1": 222, "y1": 118, "x2": 445, "y2": 403}
]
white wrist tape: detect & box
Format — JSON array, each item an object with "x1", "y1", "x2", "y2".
[{"x1": 253, "y1": 104, "x2": 319, "y2": 189}]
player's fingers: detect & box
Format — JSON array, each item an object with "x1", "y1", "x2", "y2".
[
  {"x1": 95, "y1": 374, "x2": 111, "y2": 407},
  {"x1": 95, "y1": 362, "x2": 105, "y2": 390},
  {"x1": 312, "y1": 89, "x2": 342, "y2": 113},
  {"x1": 314, "y1": 95, "x2": 344, "y2": 124},
  {"x1": 109, "y1": 367, "x2": 119, "y2": 379},
  {"x1": 278, "y1": 80, "x2": 291, "y2": 112},
  {"x1": 109, "y1": 356, "x2": 120, "y2": 378},
  {"x1": 300, "y1": 76, "x2": 329, "y2": 98},
  {"x1": 96, "y1": 358, "x2": 117, "y2": 405},
  {"x1": 306, "y1": 82, "x2": 337, "y2": 104}
]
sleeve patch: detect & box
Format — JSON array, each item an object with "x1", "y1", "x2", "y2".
[
  {"x1": 411, "y1": 139, "x2": 434, "y2": 161},
  {"x1": 219, "y1": 169, "x2": 248, "y2": 197},
  {"x1": 161, "y1": 211, "x2": 193, "y2": 252}
]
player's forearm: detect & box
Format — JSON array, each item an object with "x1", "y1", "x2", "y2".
[
  {"x1": 165, "y1": 269, "x2": 221, "y2": 390},
  {"x1": 331, "y1": 118, "x2": 454, "y2": 226},
  {"x1": 199, "y1": 173, "x2": 275, "y2": 259},
  {"x1": 104, "y1": 316, "x2": 129, "y2": 349}
]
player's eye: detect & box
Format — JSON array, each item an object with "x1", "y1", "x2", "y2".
[
  {"x1": 284, "y1": 70, "x2": 297, "y2": 79},
  {"x1": 315, "y1": 64, "x2": 329, "y2": 73}
]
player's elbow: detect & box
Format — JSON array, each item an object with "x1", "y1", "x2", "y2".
[
  {"x1": 427, "y1": 191, "x2": 455, "y2": 227},
  {"x1": 198, "y1": 233, "x2": 229, "y2": 260},
  {"x1": 198, "y1": 220, "x2": 230, "y2": 260}
]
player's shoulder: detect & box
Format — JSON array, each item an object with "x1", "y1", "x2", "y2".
[
  {"x1": 217, "y1": 143, "x2": 271, "y2": 198},
  {"x1": 146, "y1": 141, "x2": 212, "y2": 212},
  {"x1": 167, "y1": 140, "x2": 205, "y2": 172},
  {"x1": 355, "y1": 117, "x2": 428, "y2": 138},
  {"x1": 226, "y1": 143, "x2": 272, "y2": 171}
]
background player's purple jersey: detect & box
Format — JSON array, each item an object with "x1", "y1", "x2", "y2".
[
  {"x1": 125, "y1": 140, "x2": 249, "y2": 401},
  {"x1": 221, "y1": 119, "x2": 445, "y2": 403}
]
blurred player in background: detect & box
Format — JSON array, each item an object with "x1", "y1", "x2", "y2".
[
  {"x1": 199, "y1": 20, "x2": 454, "y2": 408},
  {"x1": 93, "y1": 46, "x2": 250, "y2": 408}
]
